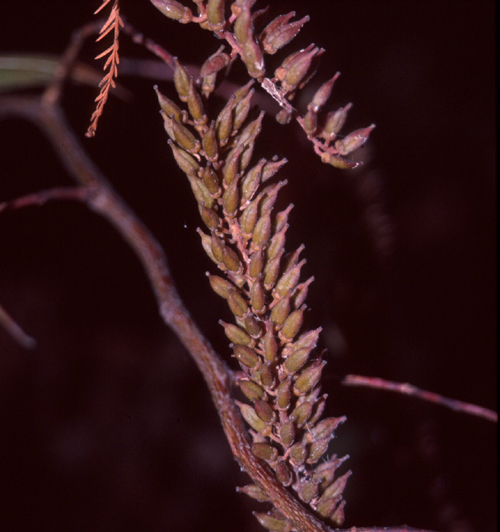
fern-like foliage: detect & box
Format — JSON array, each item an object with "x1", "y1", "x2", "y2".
[{"x1": 86, "y1": 0, "x2": 123, "y2": 137}]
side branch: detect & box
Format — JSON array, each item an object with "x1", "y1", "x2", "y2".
[{"x1": 343, "y1": 375, "x2": 497, "y2": 423}]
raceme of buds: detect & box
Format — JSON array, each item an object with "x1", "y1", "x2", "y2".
[
  {"x1": 155, "y1": 56, "x2": 351, "y2": 529},
  {"x1": 152, "y1": 0, "x2": 375, "y2": 173}
]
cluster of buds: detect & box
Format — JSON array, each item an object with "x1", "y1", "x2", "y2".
[
  {"x1": 150, "y1": 0, "x2": 375, "y2": 170},
  {"x1": 155, "y1": 55, "x2": 351, "y2": 531}
]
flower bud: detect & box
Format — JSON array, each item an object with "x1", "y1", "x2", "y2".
[
  {"x1": 206, "y1": 0, "x2": 227, "y2": 31},
  {"x1": 289, "y1": 442, "x2": 307, "y2": 466},
  {"x1": 284, "y1": 347, "x2": 312, "y2": 374},
  {"x1": 254, "y1": 513, "x2": 291, "y2": 532},
  {"x1": 316, "y1": 496, "x2": 341, "y2": 519},
  {"x1": 270, "y1": 293, "x2": 291, "y2": 326},
  {"x1": 321, "y1": 470, "x2": 352, "y2": 500},
  {"x1": 279, "y1": 420, "x2": 295, "y2": 447},
  {"x1": 335, "y1": 124, "x2": 375, "y2": 156},
  {"x1": 250, "y1": 279, "x2": 265, "y2": 314},
  {"x1": 275, "y1": 259, "x2": 305, "y2": 297},
  {"x1": 260, "y1": 159, "x2": 287, "y2": 184},
  {"x1": 307, "y1": 437, "x2": 330, "y2": 464},
  {"x1": 321, "y1": 103, "x2": 352, "y2": 142},
  {"x1": 237, "y1": 402, "x2": 267, "y2": 432},
  {"x1": 274, "y1": 460, "x2": 293, "y2": 486},
  {"x1": 154, "y1": 86, "x2": 183, "y2": 122},
  {"x1": 241, "y1": 159, "x2": 265, "y2": 203},
  {"x1": 150, "y1": 0, "x2": 193, "y2": 23},
  {"x1": 233, "y1": 345, "x2": 259, "y2": 368},
  {"x1": 173, "y1": 57, "x2": 191, "y2": 101},
  {"x1": 240, "y1": 196, "x2": 260, "y2": 236},
  {"x1": 306, "y1": 416, "x2": 346, "y2": 443},
  {"x1": 280, "y1": 306, "x2": 305, "y2": 341},
  {"x1": 215, "y1": 95, "x2": 235, "y2": 145},
  {"x1": 262, "y1": 15, "x2": 310, "y2": 55},
  {"x1": 254, "y1": 399, "x2": 275, "y2": 424},
  {"x1": 207, "y1": 274, "x2": 233, "y2": 298},
  {"x1": 277, "y1": 378, "x2": 292, "y2": 409},
  {"x1": 171, "y1": 116, "x2": 200, "y2": 153},
  {"x1": 168, "y1": 141, "x2": 200, "y2": 177},
  {"x1": 200, "y1": 48, "x2": 230, "y2": 77},
  {"x1": 245, "y1": 313, "x2": 263, "y2": 338},
  {"x1": 237, "y1": 484, "x2": 270, "y2": 502},
  {"x1": 262, "y1": 324, "x2": 277, "y2": 362},
  {"x1": 239, "y1": 380, "x2": 265, "y2": 402},
  {"x1": 197, "y1": 229, "x2": 217, "y2": 263},
  {"x1": 293, "y1": 361, "x2": 326, "y2": 395},
  {"x1": 266, "y1": 226, "x2": 287, "y2": 261},
  {"x1": 223, "y1": 144, "x2": 243, "y2": 186},
  {"x1": 310, "y1": 72, "x2": 340, "y2": 112},
  {"x1": 290, "y1": 400, "x2": 313, "y2": 426},
  {"x1": 220, "y1": 321, "x2": 252, "y2": 345},
  {"x1": 234, "y1": 88, "x2": 255, "y2": 132},
  {"x1": 249, "y1": 247, "x2": 265, "y2": 279},
  {"x1": 263, "y1": 252, "x2": 282, "y2": 290},
  {"x1": 253, "y1": 213, "x2": 272, "y2": 247},
  {"x1": 187, "y1": 78, "x2": 206, "y2": 124},
  {"x1": 199, "y1": 204, "x2": 220, "y2": 229},
  {"x1": 300, "y1": 480, "x2": 318, "y2": 503},
  {"x1": 227, "y1": 288, "x2": 249, "y2": 318},
  {"x1": 202, "y1": 165, "x2": 221, "y2": 196},
  {"x1": 201, "y1": 123, "x2": 218, "y2": 162},
  {"x1": 222, "y1": 245, "x2": 242, "y2": 272},
  {"x1": 222, "y1": 176, "x2": 240, "y2": 216}
]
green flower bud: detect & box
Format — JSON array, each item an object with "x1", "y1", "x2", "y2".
[
  {"x1": 289, "y1": 442, "x2": 307, "y2": 466},
  {"x1": 274, "y1": 460, "x2": 292, "y2": 486},
  {"x1": 254, "y1": 513, "x2": 291, "y2": 532},
  {"x1": 280, "y1": 307, "x2": 305, "y2": 341},
  {"x1": 173, "y1": 57, "x2": 191, "y2": 101},
  {"x1": 277, "y1": 378, "x2": 292, "y2": 409},
  {"x1": 300, "y1": 480, "x2": 318, "y2": 503},
  {"x1": 249, "y1": 247, "x2": 264, "y2": 279},
  {"x1": 254, "y1": 399, "x2": 275, "y2": 424},
  {"x1": 220, "y1": 321, "x2": 252, "y2": 345},
  {"x1": 270, "y1": 293, "x2": 291, "y2": 326},
  {"x1": 233, "y1": 345, "x2": 260, "y2": 368},
  {"x1": 187, "y1": 78, "x2": 206, "y2": 124},
  {"x1": 284, "y1": 347, "x2": 311, "y2": 374},
  {"x1": 237, "y1": 402, "x2": 267, "y2": 432},
  {"x1": 154, "y1": 86, "x2": 183, "y2": 122},
  {"x1": 237, "y1": 484, "x2": 270, "y2": 502},
  {"x1": 293, "y1": 361, "x2": 325, "y2": 395},
  {"x1": 227, "y1": 288, "x2": 249, "y2": 318},
  {"x1": 207, "y1": 274, "x2": 233, "y2": 298},
  {"x1": 239, "y1": 379, "x2": 265, "y2": 402},
  {"x1": 306, "y1": 437, "x2": 330, "y2": 464},
  {"x1": 250, "y1": 279, "x2": 265, "y2": 314},
  {"x1": 262, "y1": 324, "x2": 277, "y2": 362},
  {"x1": 279, "y1": 419, "x2": 295, "y2": 447}
]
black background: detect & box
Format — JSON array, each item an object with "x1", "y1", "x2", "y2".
[{"x1": 0, "y1": 1, "x2": 496, "y2": 531}]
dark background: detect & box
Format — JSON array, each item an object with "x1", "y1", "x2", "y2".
[{"x1": 0, "y1": 1, "x2": 495, "y2": 531}]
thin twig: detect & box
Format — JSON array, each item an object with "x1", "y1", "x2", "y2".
[
  {"x1": 343, "y1": 374, "x2": 497, "y2": 423},
  {"x1": 0, "y1": 186, "x2": 88, "y2": 214}
]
